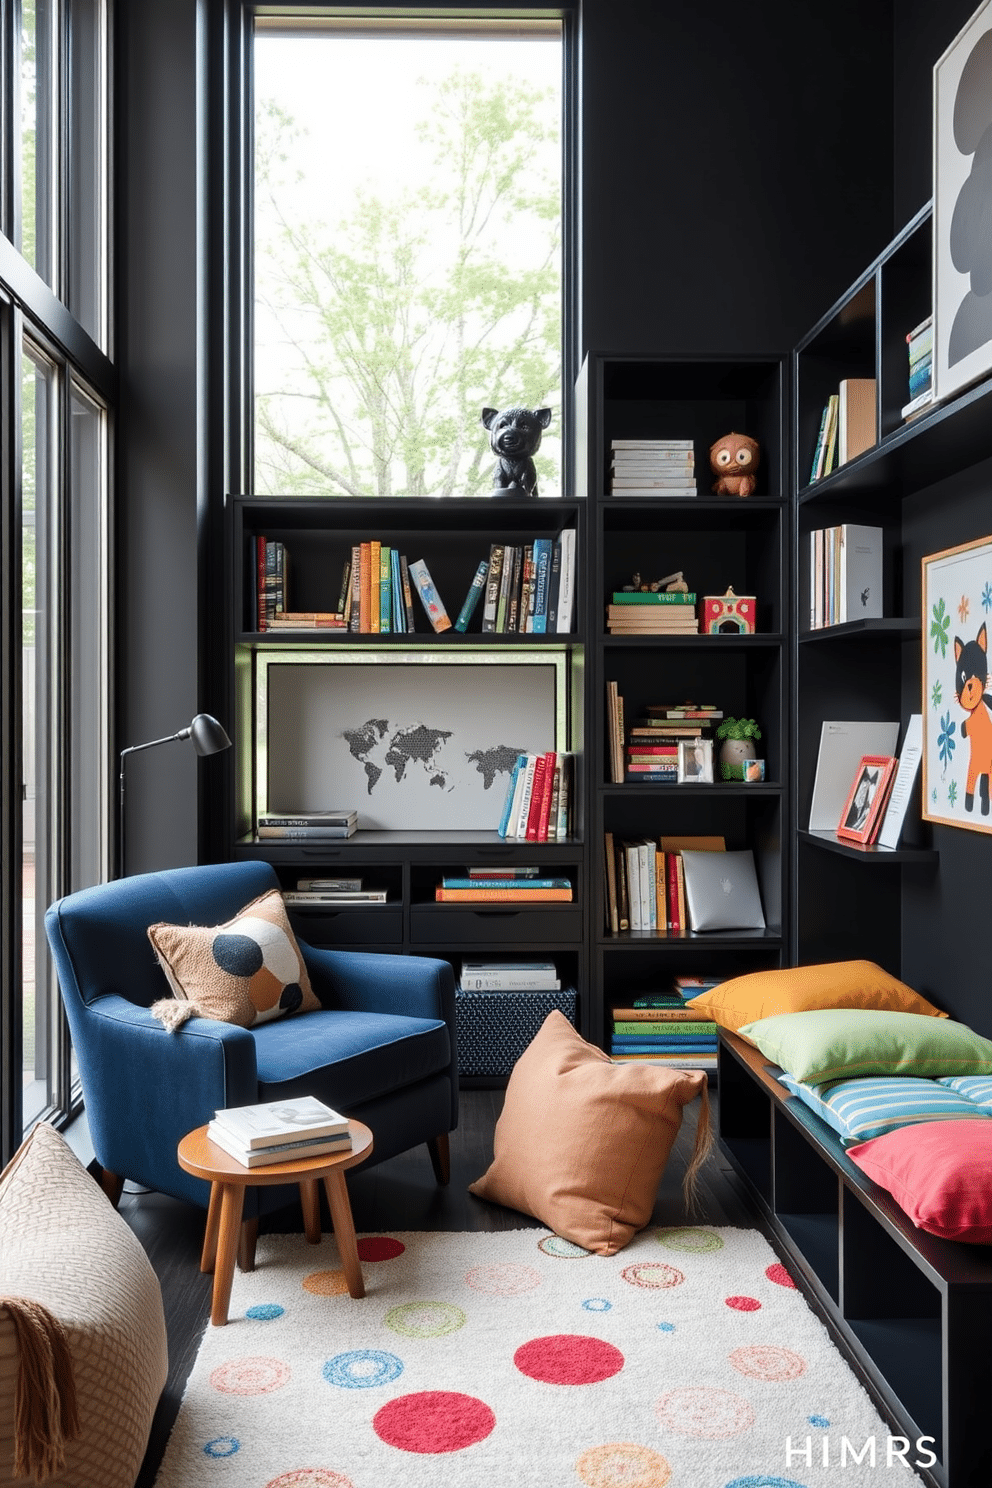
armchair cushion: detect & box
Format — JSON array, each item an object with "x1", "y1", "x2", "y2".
[
  {"x1": 148, "y1": 888, "x2": 320, "y2": 1028},
  {"x1": 252, "y1": 1009, "x2": 451, "y2": 1109}
]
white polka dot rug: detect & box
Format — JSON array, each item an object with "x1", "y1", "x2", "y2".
[{"x1": 153, "y1": 1226, "x2": 926, "y2": 1488}]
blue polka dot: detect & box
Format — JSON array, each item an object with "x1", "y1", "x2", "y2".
[
  {"x1": 323, "y1": 1349, "x2": 403, "y2": 1389},
  {"x1": 246, "y1": 1303, "x2": 284, "y2": 1320},
  {"x1": 212, "y1": 932, "x2": 263, "y2": 977},
  {"x1": 808, "y1": 1414, "x2": 830, "y2": 1428},
  {"x1": 582, "y1": 1297, "x2": 612, "y2": 1312},
  {"x1": 657, "y1": 1321, "x2": 675, "y2": 1332},
  {"x1": 203, "y1": 1437, "x2": 240, "y2": 1458}
]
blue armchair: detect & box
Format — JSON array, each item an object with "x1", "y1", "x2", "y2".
[{"x1": 45, "y1": 861, "x2": 457, "y2": 1252}]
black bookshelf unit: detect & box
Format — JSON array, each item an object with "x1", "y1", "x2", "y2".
[
  {"x1": 227, "y1": 496, "x2": 587, "y2": 1082},
  {"x1": 576, "y1": 353, "x2": 791, "y2": 1055}
]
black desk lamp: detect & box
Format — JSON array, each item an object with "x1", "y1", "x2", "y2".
[{"x1": 118, "y1": 713, "x2": 232, "y2": 876}]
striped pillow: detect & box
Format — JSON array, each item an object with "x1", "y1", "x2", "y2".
[
  {"x1": 937, "y1": 1074, "x2": 992, "y2": 1108},
  {"x1": 777, "y1": 1073, "x2": 991, "y2": 1146}
]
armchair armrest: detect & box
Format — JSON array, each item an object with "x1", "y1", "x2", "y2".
[{"x1": 301, "y1": 945, "x2": 456, "y2": 1026}]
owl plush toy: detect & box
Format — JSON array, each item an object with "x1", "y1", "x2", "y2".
[{"x1": 710, "y1": 432, "x2": 760, "y2": 497}]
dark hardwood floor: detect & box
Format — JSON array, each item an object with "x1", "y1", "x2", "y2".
[{"x1": 126, "y1": 1086, "x2": 759, "y2": 1487}]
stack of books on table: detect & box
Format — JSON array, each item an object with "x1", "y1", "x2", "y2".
[
  {"x1": 610, "y1": 988, "x2": 720, "y2": 1069},
  {"x1": 606, "y1": 590, "x2": 699, "y2": 635},
  {"x1": 625, "y1": 704, "x2": 721, "y2": 781},
  {"x1": 435, "y1": 868, "x2": 572, "y2": 903},
  {"x1": 282, "y1": 876, "x2": 388, "y2": 907},
  {"x1": 497, "y1": 752, "x2": 574, "y2": 840},
  {"x1": 257, "y1": 810, "x2": 357, "y2": 840},
  {"x1": 458, "y1": 959, "x2": 561, "y2": 991},
  {"x1": 206, "y1": 1096, "x2": 353, "y2": 1167},
  {"x1": 902, "y1": 314, "x2": 933, "y2": 422},
  {"x1": 608, "y1": 439, "x2": 696, "y2": 497}
]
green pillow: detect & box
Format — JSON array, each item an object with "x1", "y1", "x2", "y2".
[{"x1": 738, "y1": 1008, "x2": 992, "y2": 1087}]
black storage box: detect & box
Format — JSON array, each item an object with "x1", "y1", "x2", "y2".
[{"x1": 455, "y1": 987, "x2": 578, "y2": 1077}]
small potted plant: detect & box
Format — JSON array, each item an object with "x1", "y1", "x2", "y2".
[{"x1": 715, "y1": 717, "x2": 762, "y2": 780}]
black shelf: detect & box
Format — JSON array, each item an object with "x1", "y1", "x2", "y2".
[
  {"x1": 799, "y1": 617, "x2": 919, "y2": 643},
  {"x1": 799, "y1": 829, "x2": 937, "y2": 864}
]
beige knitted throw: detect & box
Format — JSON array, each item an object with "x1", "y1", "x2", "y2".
[{"x1": 3, "y1": 1296, "x2": 80, "y2": 1482}]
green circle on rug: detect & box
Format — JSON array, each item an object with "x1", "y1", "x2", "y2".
[
  {"x1": 539, "y1": 1235, "x2": 592, "y2": 1259},
  {"x1": 655, "y1": 1227, "x2": 724, "y2": 1253},
  {"x1": 385, "y1": 1301, "x2": 466, "y2": 1338}
]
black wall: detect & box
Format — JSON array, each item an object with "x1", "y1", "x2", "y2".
[
  {"x1": 119, "y1": 0, "x2": 898, "y2": 872},
  {"x1": 892, "y1": 0, "x2": 992, "y2": 1028}
]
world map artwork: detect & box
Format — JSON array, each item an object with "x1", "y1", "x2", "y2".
[{"x1": 342, "y1": 719, "x2": 521, "y2": 797}]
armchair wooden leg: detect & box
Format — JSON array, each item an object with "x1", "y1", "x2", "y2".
[
  {"x1": 427, "y1": 1133, "x2": 451, "y2": 1186},
  {"x1": 99, "y1": 1167, "x2": 124, "y2": 1207}
]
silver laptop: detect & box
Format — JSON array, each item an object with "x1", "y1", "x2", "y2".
[{"x1": 680, "y1": 849, "x2": 765, "y2": 931}]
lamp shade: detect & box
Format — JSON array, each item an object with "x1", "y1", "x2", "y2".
[{"x1": 186, "y1": 714, "x2": 232, "y2": 757}]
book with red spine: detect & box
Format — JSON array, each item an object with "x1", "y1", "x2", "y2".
[
  {"x1": 524, "y1": 754, "x2": 549, "y2": 840},
  {"x1": 534, "y1": 751, "x2": 558, "y2": 841},
  {"x1": 667, "y1": 853, "x2": 681, "y2": 934}
]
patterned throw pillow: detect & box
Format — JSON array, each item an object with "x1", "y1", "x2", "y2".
[
  {"x1": 778, "y1": 1072, "x2": 992, "y2": 1145},
  {"x1": 148, "y1": 889, "x2": 320, "y2": 1030}
]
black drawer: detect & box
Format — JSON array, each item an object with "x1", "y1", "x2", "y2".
[
  {"x1": 288, "y1": 907, "x2": 403, "y2": 945},
  {"x1": 410, "y1": 906, "x2": 582, "y2": 944}
]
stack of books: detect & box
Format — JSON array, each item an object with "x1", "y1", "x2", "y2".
[
  {"x1": 497, "y1": 751, "x2": 574, "y2": 841},
  {"x1": 206, "y1": 1096, "x2": 352, "y2": 1167},
  {"x1": 807, "y1": 524, "x2": 883, "y2": 629},
  {"x1": 902, "y1": 315, "x2": 933, "y2": 422},
  {"x1": 609, "y1": 990, "x2": 720, "y2": 1069},
  {"x1": 282, "y1": 876, "x2": 388, "y2": 907},
  {"x1": 606, "y1": 590, "x2": 699, "y2": 635},
  {"x1": 608, "y1": 439, "x2": 696, "y2": 497},
  {"x1": 466, "y1": 531, "x2": 577, "y2": 635},
  {"x1": 458, "y1": 958, "x2": 560, "y2": 991},
  {"x1": 625, "y1": 704, "x2": 721, "y2": 781},
  {"x1": 435, "y1": 868, "x2": 572, "y2": 903},
  {"x1": 248, "y1": 538, "x2": 350, "y2": 632},
  {"x1": 257, "y1": 810, "x2": 357, "y2": 840},
  {"x1": 603, "y1": 832, "x2": 725, "y2": 934}
]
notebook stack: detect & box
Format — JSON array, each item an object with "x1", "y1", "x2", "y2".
[
  {"x1": 206, "y1": 1096, "x2": 353, "y2": 1168},
  {"x1": 257, "y1": 809, "x2": 357, "y2": 840},
  {"x1": 609, "y1": 984, "x2": 721, "y2": 1070},
  {"x1": 606, "y1": 590, "x2": 699, "y2": 635},
  {"x1": 609, "y1": 439, "x2": 696, "y2": 497}
]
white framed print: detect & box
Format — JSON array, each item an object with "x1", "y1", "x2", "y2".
[
  {"x1": 933, "y1": 0, "x2": 992, "y2": 404},
  {"x1": 922, "y1": 534, "x2": 992, "y2": 832}
]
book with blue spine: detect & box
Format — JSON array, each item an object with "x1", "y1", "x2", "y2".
[
  {"x1": 379, "y1": 545, "x2": 392, "y2": 632},
  {"x1": 441, "y1": 877, "x2": 571, "y2": 889},
  {"x1": 498, "y1": 753, "x2": 528, "y2": 837},
  {"x1": 454, "y1": 559, "x2": 488, "y2": 632},
  {"x1": 531, "y1": 537, "x2": 553, "y2": 633},
  {"x1": 391, "y1": 548, "x2": 405, "y2": 633}
]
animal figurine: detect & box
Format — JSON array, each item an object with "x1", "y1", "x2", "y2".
[
  {"x1": 710, "y1": 432, "x2": 760, "y2": 497},
  {"x1": 481, "y1": 406, "x2": 552, "y2": 499},
  {"x1": 955, "y1": 621, "x2": 992, "y2": 815}
]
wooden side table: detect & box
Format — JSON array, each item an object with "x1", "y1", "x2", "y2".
[{"x1": 178, "y1": 1119, "x2": 374, "y2": 1326}]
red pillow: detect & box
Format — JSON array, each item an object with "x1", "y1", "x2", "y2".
[{"x1": 848, "y1": 1119, "x2": 992, "y2": 1243}]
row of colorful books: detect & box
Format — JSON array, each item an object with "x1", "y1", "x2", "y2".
[
  {"x1": 606, "y1": 589, "x2": 699, "y2": 635},
  {"x1": 603, "y1": 833, "x2": 725, "y2": 934},
  {"x1": 467, "y1": 532, "x2": 577, "y2": 634},
  {"x1": 608, "y1": 438, "x2": 696, "y2": 498},
  {"x1": 257, "y1": 809, "x2": 357, "y2": 840},
  {"x1": 807, "y1": 523, "x2": 882, "y2": 630},
  {"x1": 206, "y1": 1096, "x2": 352, "y2": 1168},
  {"x1": 497, "y1": 751, "x2": 574, "y2": 841},
  {"x1": 902, "y1": 314, "x2": 933, "y2": 422},
  {"x1": 436, "y1": 868, "x2": 572, "y2": 903},
  {"x1": 609, "y1": 979, "x2": 722, "y2": 1068},
  {"x1": 808, "y1": 377, "x2": 877, "y2": 485}
]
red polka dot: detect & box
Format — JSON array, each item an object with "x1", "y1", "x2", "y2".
[
  {"x1": 514, "y1": 1334, "x2": 625, "y2": 1385},
  {"x1": 373, "y1": 1391, "x2": 495, "y2": 1454},
  {"x1": 724, "y1": 1295, "x2": 761, "y2": 1312},
  {"x1": 765, "y1": 1262, "x2": 796, "y2": 1288},
  {"x1": 357, "y1": 1237, "x2": 405, "y2": 1261}
]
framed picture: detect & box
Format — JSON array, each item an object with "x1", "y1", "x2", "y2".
[
  {"x1": 677, "y1": 737, "x2": 713, "y2": 783},
  {"x1": 922, "y1": 534, "x2": 992, "y2": 832},
  {"x1": 933, "y1": 0, "x2": 992, "y2": 404},
  {"x1": 837, "y1": 754, "x2": 897, "y2": 844},
  {"x1": 257, "y1": 649, "x2": 567, "y2": 831}
]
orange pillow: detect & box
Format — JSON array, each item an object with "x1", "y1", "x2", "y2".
[
  {"x1": 468, "y1": 1011, "x2": 711, "y2": 1255},
  {"x1": 690, "y1": 960, "x2": 946, "y2": 1036}
]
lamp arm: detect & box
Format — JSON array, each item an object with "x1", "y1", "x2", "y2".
[{"x1": 117, "y1": 731, "x2": 187, "y2": 878}]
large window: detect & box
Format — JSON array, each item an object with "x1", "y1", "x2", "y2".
[
  {"x1": 253, "y1": 17, "x2": 564, "y2": 498},
  {"x1": 1, "y1": 0, "x2": 113, "y2": 1155}
]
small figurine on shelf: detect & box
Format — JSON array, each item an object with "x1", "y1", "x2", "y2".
[
  {"x1": 703, "y1": 586, "x2": 756, "y2": 634},
  {"x1": 716, "y1": 717, "x2": 763, "y2": 780},
  {"x1": 623, "y1": 569, "x2": 689, "y2": 593},
  {"x1": 710, "y1": 432, "x2": 760, "y2": 496},
  {"x1": 481, "y1": 405, "x2": 552, "y2": 499}
]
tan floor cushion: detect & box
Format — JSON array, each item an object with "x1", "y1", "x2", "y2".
[{"x1": 0, "y1": 1123, "x2": 168, "y2": 1487}]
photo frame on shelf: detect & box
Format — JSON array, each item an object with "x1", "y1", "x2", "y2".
[
  {"x1": 837, "y1": 754, "x2": 897, "y2": 845},
  {"x1": 677, "y1": 737, "x2": 713, "y2": 783},
  {"x1": 922, "y1": 534, "x2": 992, "y2": 833},
  {"x1": 933, "y1": 0, "x2": 992, "y2": 404},
  {"x1": 257, "y1": 649, "x2": 567, "y2": 831}
]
